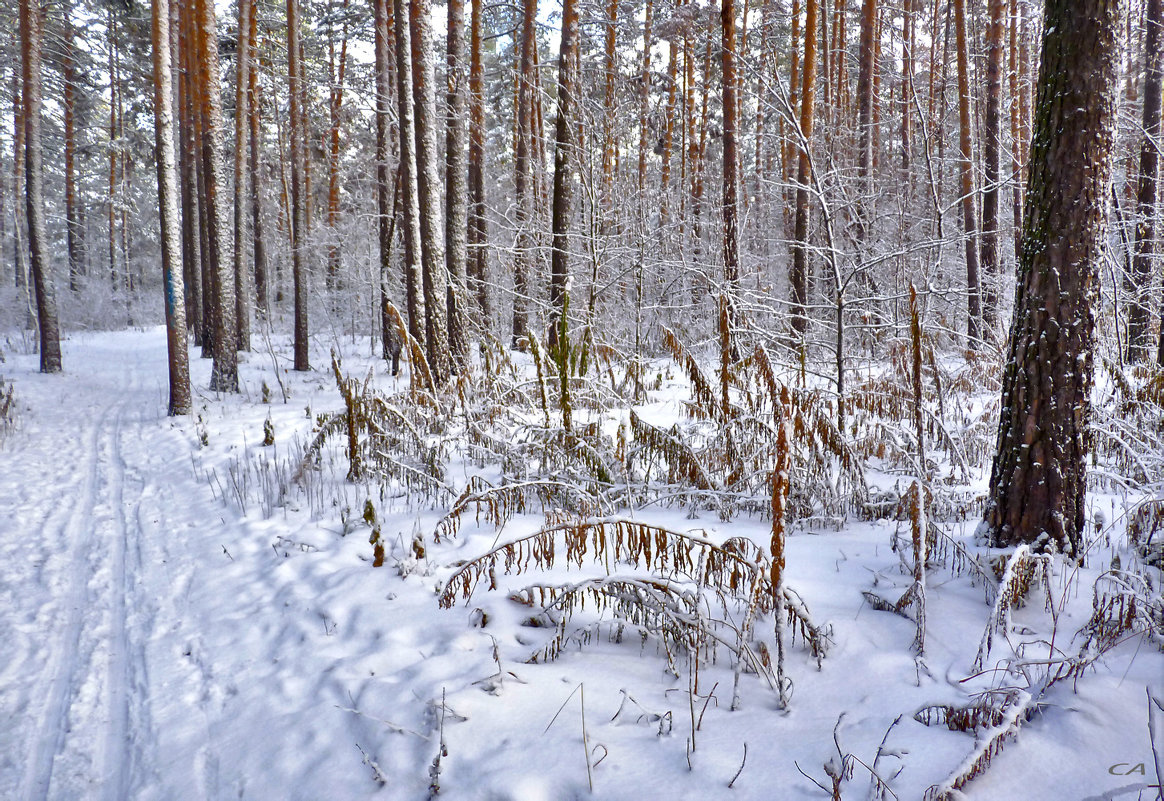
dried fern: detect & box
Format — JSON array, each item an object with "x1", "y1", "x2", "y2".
[{"x1": 972, "y1": 545, "x2": 1053, "y2": 672}]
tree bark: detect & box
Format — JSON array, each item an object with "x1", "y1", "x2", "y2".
[
  {"x1": 325, "y1": 0, "x2": 351, "y2": 300},
  {"x1": 288, "y1": 0, "x2": 310, "y2": 371},
  {"x1": 410, "y1": 0, "x2": 451, "y2": 382},
  {"x1": 196, "y1": 0, "x2": 238, "y2": 390},
  {"x1": 393, "y1": 0, "x2": 426, "y2": 345},
  {"x1": 548, "y1": 0, "x2": 580, "y2": 354},
  {"x1": 790, "y1": 0, "x2": 818, "y2": 337},
  {"x1": 980, "y1": 0, "x2": 1004, "y2": 333},
  {"x1": 152, "y1": 0, "x2": 192, "y2": 414},
  {"x1": 248, "y1": 1, "x2": 268, "y2": 316},
  {"x1": 512, "y1": 0, "x2": 537, "y2": 348},
  {"x1": 856, "y1": 0, "x2": 877, "y2": 187},
  {"x1": 233, "y1": 0, "x2": 254, "y2": 350},
  {"x1": 63, "y1": 17, "x2": 83, "y2": 291},
  {"x1": 19, "y1": 0, "x2": 61, "y2": 372},
  {"x1": 375, "y1": 0, "x2": 402, "y2": 367},
  {"x1": 1129, "y1": 0, "x2": 1162, "y2": 362},
  {"x1": 467, "y1": 0, "x2": 491, "y2": 318},
  {"x1": 722, "y1": 0, "x2": 741, "y2": 291},
  {"x1": 953, "y1": 0, "x2": 982, "y2": 345},
  {"x1": 445, "y1": 0, "x2": 470, "y2": 365},
  {"x1": 985, "y1": 0, "x2": 1125, "y2": 556}
]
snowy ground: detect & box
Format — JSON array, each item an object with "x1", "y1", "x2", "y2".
[{"x1": 0, "y1": 327, "x2": 1160, "y2": 801}]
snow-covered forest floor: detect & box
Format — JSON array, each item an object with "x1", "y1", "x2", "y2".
[{"x1": 0, "y1": 327, "x2": 1160, "y2": 800}]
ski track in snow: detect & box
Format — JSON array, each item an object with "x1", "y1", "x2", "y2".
[{"x1": 13, "y1": 359, "x2": 147, "y2": 801}]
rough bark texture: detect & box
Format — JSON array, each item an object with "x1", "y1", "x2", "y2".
[
  {"x1": 1129, "y1": 0, "x2": 1162, "y2": 362},
  {"x1": 410, "y1": 0, "x2": 451, "y2": 383},
  {"x1": 548, "y1": 0, "x2": 580, "y2": 354},
  {"x1": 445, "y1": 0, "x2": 469, "y2": 365},
  {"x1": 790, "y1": 0, "x2": 818, "y2": 337},
  {"x1": 953, "y1": 0, "x2": 982, "y2": 345},
  {"x1": 152, "y1": 0, "x2": 192, "y2": 414},
  {"x1": 986, "y1": 0, "x2": 1125, "y2": 556},
  {"x1": 288, "y1": 0, "x2": 310, "y2": 371},
  {"x1": 19, "y1": 0, "x2": 62, "y2": 373}
]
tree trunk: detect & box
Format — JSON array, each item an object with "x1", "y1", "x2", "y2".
[
  {"x1": 637, "y1": 0, "x2": 654, "y2": 195},
  {"x1": 63, "y1": 17, "x2": 83, "y2": 291},
  {"x1": 152, "y1": 0, "x2": 192, "y2": 414},
  {"x1": 410, "y1": 0, "x2": 451, "y2": 382},
  {"x1": 445, "y1": 0, "x2": 470, "y2": 365},
  {"x1": 233, "y1": 0, "x2": 253, "y2": 350},
  {"x1": 548, "y1": 0, "x2": 580, "y2": 355},
  {"x1": 19, "y1": 0, "x2": 61, "y2": 372},
  {"x1": 953, "y1": 0, "x2": 982, "y2": 345},
  {"x1": 790, "y1": 0, "x2": 818, "y2": 337},
  {"x1": 856, "y1": 0, "x2": 877, "y2": 187},
  {"x1": 1008, "y1": 0, "x2": 1024, "y2": 261},
  {"x1": 248, "y1": 1, "x2": 268, "y2": 317},
  {"x1": 375, "y1": 0, "x2": 402, "y2": 367},
  {"x1": 1129, "y1": 0, "x2": 1162, "y2": 362},
  {"x1": 985, "y1": 0, "x2": 1125, "y2": 556},
  {"x1": 177, "y1": 0, "x2": 203, "y2": 343},
  {"x1": 393, "y1": 0, "x2": 426, "y2": 345},
  {"x1": 196, "y1": 0, "x2": 238, "y2": 390},
  {"x1": 980, "y1": 0, "x2": 1004, "y2": 333},
  {"x1": 325, "y1": 0, "x2": 351, "y2": 300},
  {"x1": 512, "y1": 0, "x2": 537, "y2": 348},
  {"x1": 288, "y1": 0, "x2": 310, "y2": 371},
  {"x1": 467, "y1": 0, "x2": 491, "y2": 318},
  {"x1": 722, "y1": 0, "x2": 741, "y2": 292}
]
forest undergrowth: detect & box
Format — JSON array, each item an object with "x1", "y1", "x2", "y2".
[{"x1": 194, "y1": 304, "x2": 1164, "y2": 799}]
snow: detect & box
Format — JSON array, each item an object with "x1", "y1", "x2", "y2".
[{"x1": 0, "y1": 327, "x2": 1160, "y2": 800}]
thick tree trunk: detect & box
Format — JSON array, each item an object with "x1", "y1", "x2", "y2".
[
  {"x1": 19, "y1": 0, "x2": 61, "y2": 372},
  {"x1": 790, "y1": 0, "x2": 818, "y2": 337},
  {"x1": 1129, "y1": 0, "x2": 1162, "y2": 362},
  {"x1": 410, "y1": 0, "x2": 451, "y2": 382},
  {"x1": 985, "y1": 0, "x2": 1125, "y2": 556},
  {"x1": 152, "y1": 0, "x2": 192, "y2": 414},
  {"x1": 288, "y1": 0, "x2": 310, "y2": 371},
  {"x1": 445, "y1": 0, "x2": 470, "y2": 365},
  {"x1": 953, "y1": 0, "x2": 982, "y2": 345}
]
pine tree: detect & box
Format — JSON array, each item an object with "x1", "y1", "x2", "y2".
[{"x1": 985, "y1": 0, "x2": 1126, "y2": 556}]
